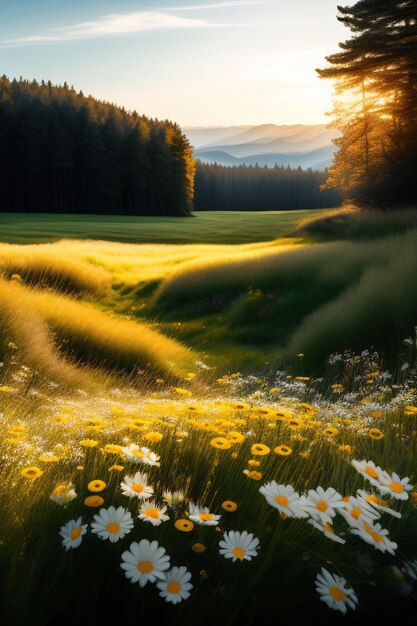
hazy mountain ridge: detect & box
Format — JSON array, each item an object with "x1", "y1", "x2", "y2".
[{"x1": 183, "y1": 124, "x2": 339, "y2": 171}]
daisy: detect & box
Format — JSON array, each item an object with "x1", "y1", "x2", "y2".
[
  {"x1": 120, "y1": 472, "x2": 154, "y2": 500},
  {"x1": 351, "y1": 459, "x2": 388, "y2": 488},
  {"x1": 163, "y1": 490, "x2": 185, "y2": 506},
  {"x1": 121, "y1": 539, "x2": 170, "y2": 587},
  {"x1": 357, "y1": 490, "x2": 401, "y2": 518},
  {"x1": 59, "y1": 517, "x2": 88, "y2": 551},
  {"x1": 219, "y1": 530, "x2": 260, "y2": 562},
  {"x1": 188, "y1": 502, "x2": 221, "y2": 526},
  {"x1": 308, "y1": 519, "x2": 345, "y2": 544},
  {"x1": 259, "y1": 482, "x2": 309, "y2": 518},
  {"x1": 303, "y1": 487, "x2": 346, "y2": 524},
  {"x1": 122, "y1": 444, "x2": 160, "y2": 467},
  {"x1": 50, "y1": 482, "x2": 77, "y2": 506},
  {"x1": 138, "y1": 500, "x2": 169, "y2": 526},
  {"x1": 351, "y1": 520, "x2": 397, "y2": 555},
  {"x1": 315, "y1": 568, "x2": 358, "y2": 614},
  {"x1": 157, "y1": 566, "x2": 193, "y2": 604},
  {"x1": 338, "y1": 495, "x2": 380, "y2": 528},
  {"x1": 91, "y1": 506, "x2": 134, "y2": 543},
  {"x1": 378, "y1": 472, "x2": 413, "y2": 501}
]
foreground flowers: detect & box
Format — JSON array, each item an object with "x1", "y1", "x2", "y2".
[
  {"x1": 157, "y1": 566, "x2": 193, "y2": 604},
  {"x1": 91, "y1": 506, "x2": 134, "y2": 543},
  {"x1": 219, "y1": 530, "x2": 260, "y2": 562},
  {"x1": 315, "y1": 568, "x2": 358, "y2": 614},
  {"x1": 121, "y1": 539, "x2": 170, "y2": 587},
  {"x1": 259, "y1": 482, "x2": 308, "y2": 518},
  {"x1": 60, "y1": 517, "x2": 88, "y2": 551},
  {"x1": 189, "y1": 502, "x2": 221, "y2": 526},
  {"x1": 120, "y1": 471, "x2": 154, "y2": 499}
]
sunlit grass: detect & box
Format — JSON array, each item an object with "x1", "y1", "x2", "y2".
[{"x1": 1, "y1": 368, "x2": 417, "y2": 624}]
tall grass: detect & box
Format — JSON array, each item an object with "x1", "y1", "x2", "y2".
[
  {"x1": 0, "y1": 242, "x2": 111, "y2": 295},
  {"x1": 0, "y1": 279, "x2": 195, "y2": 384},
  {"x1": 296, "y1": 205, "x2": 417, "y2": 240},
  {"x1": 154, "y1": 229, "x2": 417, "y2": 366}
]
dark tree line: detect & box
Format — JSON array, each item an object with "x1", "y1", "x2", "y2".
[
  {"x1": 318, "y1": 0, "x2": 417, "y2": 207},
  {"x1": 0, "y1": 76, "x2": 195, "y2": 215},
  {"x1": 194, "y1": 162, "x2": 342, "y2": 211}
]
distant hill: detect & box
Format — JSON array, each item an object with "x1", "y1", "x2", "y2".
[{"x1": 183, "y1": 124, "x2": 339, "y2": 171}]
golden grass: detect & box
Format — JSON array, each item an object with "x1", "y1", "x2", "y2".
[
  {"x1": 0, "y1": 278, "x2": 195, "y2": 385},
  {"x1": 0, "y1": 242, "x2": 111, "y2": 295}
]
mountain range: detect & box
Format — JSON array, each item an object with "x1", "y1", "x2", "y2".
[{"x1": 183, "y1": 124, "x2": 340, "y2": 171}]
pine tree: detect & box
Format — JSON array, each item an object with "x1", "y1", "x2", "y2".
[{"x1": 317, "y1": 0, "x2": 417, "y2": 207}]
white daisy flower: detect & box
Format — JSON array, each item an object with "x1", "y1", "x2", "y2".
[
  {"x1": 91, "y1": 506, "x2": 134, "y2": 543},
  {"x1": 351, "y1": 459, "x2": 388, "y2": 487},
  {"x1": 378, "y1": 472, "x2": 413, "y2": 501},
  {"x1": 157, "y1": 566, "x2": 193, "y2": 603},
  {"x1": 351, "y1": 520, "x2": 397, "y2": 555},
  {"x1": 219, "y1": 530, "x2": 260, "y2": 562},
  {"x1": 304, "y1": 487, "x2": 346, "y2": 524},
  {"x1": 315, "y1": 568, "x2": 358, "y2": 614},
  {"x1": 188, "y1": 502, "x2": 221, "y2": 526},
  {"x1": 50, "y1": 482, "x2": 77, "y2": 506},
  {"x1": 59, "y1": 517, "x2": 88, "y2": 551},
  {"x1": 138, "y1": 500, "x2": 170, "y2": 526},
  {"x1": 357, "y1": 490, "x2": 402, "y2": 518},
  {"x1": 338, "y1": 495, "x2": 380, "y2": 528},
  {"x1": 259, "y1": 482, "x2": 309, "y2": 518},
  {"x1": 120, "y1": 472, "x2": 154, "y2": 499},
  {"x1": 121, "y1": 539, "x2": 170, "y2": 587},
  {"x1": 308, "y1": 519, "x2": 345, "y2": 544},
  {"x1": 122, "y1": 444, "x2": 160, "y2": 466}
]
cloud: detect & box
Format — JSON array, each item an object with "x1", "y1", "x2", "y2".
[
  {"x1": 171, "y1": 1, "x2": 268, "y2": 10},
  {"x1": 4, "y1": 12, "x2": 211, "y2": 45},
  {"x1": 2, "y1": 1, "x2": 270, "y2": 46}
]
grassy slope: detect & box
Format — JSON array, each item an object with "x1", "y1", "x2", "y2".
[
  {"x1": 0, "y1": 210, "x2": 326, "y2": 244},
  {"x1": 2, "y1": 207, "x2": 417, "y2": 381}
]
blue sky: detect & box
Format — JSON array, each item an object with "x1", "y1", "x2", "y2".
[{"x1": 0, "y1": 0, "x2": 346, "y2": 126}]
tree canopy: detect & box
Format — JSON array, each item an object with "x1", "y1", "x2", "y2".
[
  {"x1": 317, "y1": 0, "x2": 417, "y2": 207},
  {"x1": 0, "y1": 76, "x2": 195, "y2": 215}
]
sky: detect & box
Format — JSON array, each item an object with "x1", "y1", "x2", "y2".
[{"x1": 0, "y1": 0, "x2": 347, "y2": 127}]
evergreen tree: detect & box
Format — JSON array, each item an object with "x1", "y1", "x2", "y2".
[{"x1": 317, "y1": 1, "x2": 417, "y2": 207}]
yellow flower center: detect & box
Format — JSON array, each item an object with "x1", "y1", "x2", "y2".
[
  {"x1": 323, "y1": 523, "x2": 334, "y2": 533},
  {"x1": 232, "y1": 547, "x2": 246, "y2": 559},
  {"x1": 370, "y1": 531, "x2": 383, "y2": 543},
  {"x1": 137, "y1": 561, "x2": 153, "y2": 574},
  {"x1": 107, "y1": 523, "x2": 121, "y2": 534},
  {"x1": 389, "y1": 482, "x2": 404, "y2": 493},
  {"x1": 132, "y1": 450, "x2": 144, "y2": 458},
  {"x1": 132, "y1": 484, "x2": 144, "y2": 493},
  {"x1": 316, "y1": 500, "x2": 328, "y2": 512},
  {"x1": 53, "y1": 485, "x2": 66, "y2": 496},
  {"x1": 365, "y1": 467, "x2": 378, "y2": 479},
  {"x1": 350, "y1": 507, "x2": 362, "y2": 520},
  {"x1": 274, "y1": 495, "x2": 289, "y2": 507},
  {"x1": 167, "y1": 581, "x2": 181, "y2": 594},
  {"x1": 199, "y1": 513, "x2": 213, "y2": 521},
  {"x1": 329, "y1": 586, "x2": 346, "y2": 601},
  {"x1": 366, "y1": 495, "x2": 386, "y2": 507},
  {"x1": 70, "y1": 527, "x2": 82, "y2": 540},
  {"x1": 144, "y1": 508, "x2": 159, "y2": 519}
]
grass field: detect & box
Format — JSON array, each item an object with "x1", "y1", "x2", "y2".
[
  {"x1": 2, "y1": 208, "x2": 417, "y2": 624},
  {"x1": 0, "y1": 210, "x2": 327, "y2": 244}
]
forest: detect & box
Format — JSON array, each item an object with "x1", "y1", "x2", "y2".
[
  {"x1": 0, "y1": 77, "x2": 340, "y2": 216},
  {"x1": 0, "y1": 76, "x2": 195, "y2": 216},
  {"x1": 194, "y1": 162, "x2": 341, "y2": 211}
]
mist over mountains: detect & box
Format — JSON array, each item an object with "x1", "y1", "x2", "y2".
[{"x1": 183, "y1": 124, "x2": 339, "y2": 171}]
